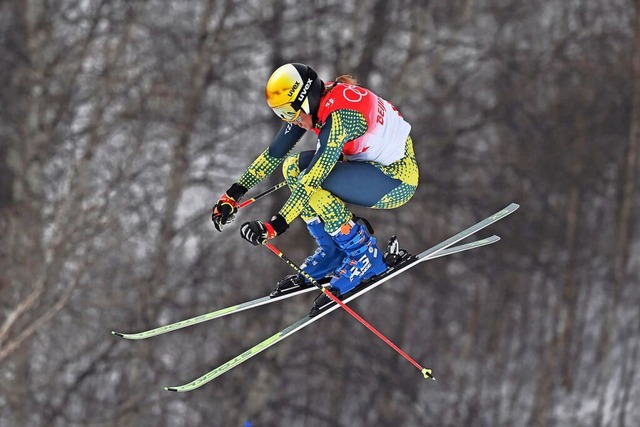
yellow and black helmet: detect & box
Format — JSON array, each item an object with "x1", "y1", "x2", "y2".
[{"x1": 265, "y1": 63, "x2": 324, "y2": 122}]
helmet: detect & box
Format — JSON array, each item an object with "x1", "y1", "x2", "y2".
[{"x1": 265, "y1": 63, "x2": 324, "y2": 122}]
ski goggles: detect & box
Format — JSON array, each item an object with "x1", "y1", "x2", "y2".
[{"x1": 271, "y1": 102, "x2": 303, "y2": 123}]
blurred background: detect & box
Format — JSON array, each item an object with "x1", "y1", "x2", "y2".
[{"x1": 1, "y1": 0, "x2": 638, "y2": 426}]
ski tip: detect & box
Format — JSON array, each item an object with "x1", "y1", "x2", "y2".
[
  {"x1": 111, "y1": 331, "x2": 124, "y2": 338},
  {"x1": 164, "y1": 386, "x2": 178, "y2": 392}
]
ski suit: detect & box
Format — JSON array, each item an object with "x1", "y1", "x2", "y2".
[{"x1": 237, "y1": 82, "x2": 419, "y2": 233}]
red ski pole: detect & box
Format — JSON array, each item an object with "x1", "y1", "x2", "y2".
[
  {"x1": 238, "y1": 182, "x2": 286, "y2": 210},
  {"x1": 264, "y1": 242, "x2": 435, "y2": 381},
  {"x1": 214, "y1": 182, "x2": 286, "y2": 228}
]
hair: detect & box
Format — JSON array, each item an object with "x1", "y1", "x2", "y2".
[
  {"x1": 323, "y1": 74, "x2": 358, "y2": 95},
  {"x1": 335, "y1": 74, "x2": 358, "y2": 85}
]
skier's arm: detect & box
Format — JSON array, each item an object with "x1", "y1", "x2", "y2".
[
  {"x1": 237, "y1": 123, "x2": 306, "y2": 190},
  {"x1": 213, "y1": 123, "x2": 305, "y2": 231},
  {"x1": 278, "y1": 109, "x2": 367, "y2": 225}
]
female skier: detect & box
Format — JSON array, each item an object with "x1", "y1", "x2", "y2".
[{"x1": 212, "y1": 63, "x2": 419, "y2": 313}]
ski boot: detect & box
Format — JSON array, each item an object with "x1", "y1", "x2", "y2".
[
  {"x1": 270, "y1": 219, "x2": 344, "y2": 297},
  {"x1": 309, "y1": 219, "x2": 387, "y2": 316}
]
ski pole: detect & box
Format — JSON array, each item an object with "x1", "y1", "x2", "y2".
[
  {"x1": 238, "y1": 182, "x2": 286, "y2": 210},
  {"x1": 264, "y1": 242, "x2": 435, "y2": 381},
  {"x1": 215, "y1": 182, "x2": 286, "y2": 225}
]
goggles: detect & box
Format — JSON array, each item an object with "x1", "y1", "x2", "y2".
[{"x1": 271, "y1": 103, "x2": 303, "y2": 123}]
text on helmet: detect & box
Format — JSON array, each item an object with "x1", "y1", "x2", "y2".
[
  {"x1": 297, "y1": 78, "x2": 313, "y2": 101},
  {"x1": 287, "y1": 81, "x2": 300, "y2": 98}
]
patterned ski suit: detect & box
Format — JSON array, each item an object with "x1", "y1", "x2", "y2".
[{"x1": 238, "y1": 82, "x2": 419, "y2": 233}]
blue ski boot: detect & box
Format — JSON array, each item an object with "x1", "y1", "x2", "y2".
[
  {"x1": 300, "y1": 219, "x2": 345, "y2": 279},
  {"x1": 309, "y1": 219, "x2": 387, "y2": 315},
  {"x1": 271, "y1": 219, "x2": 344, "y2": 297}
]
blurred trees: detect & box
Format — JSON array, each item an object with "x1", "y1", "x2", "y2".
[{"x1": 0, "y1": 0, "x2": 638, "y2": 426}]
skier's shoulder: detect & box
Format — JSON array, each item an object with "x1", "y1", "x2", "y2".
[{"x1": 321, "y1": 82, "x2": 376, "y2": 112}]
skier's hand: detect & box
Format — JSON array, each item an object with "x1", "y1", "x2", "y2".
[
  {"x1": 212, "y1": 183, "x2": 247, "y2": 232},
  {"x1": 240, "y1": 215, "x2": 289, "y2": 246},
  {"x1": 212, "y1": 194, "x2": 238, "y2": 231},
  {"x1": 240, "y1": 220, "x2": 274, "y2": 245}
]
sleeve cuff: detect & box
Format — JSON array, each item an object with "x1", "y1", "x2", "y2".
[
  {"x1": 226, "y1": 183, "x2": 248, "y2": 200},
  {"x1": 269, "y1": 214, "x2": 289, "y2": 235}
]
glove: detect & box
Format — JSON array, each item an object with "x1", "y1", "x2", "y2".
[
  {"x1": 212, "y1": 183, "x2": 247, "y2": 232},
  {"x1": 240, "y1": 214, "x2": 289, "y2": 246}
]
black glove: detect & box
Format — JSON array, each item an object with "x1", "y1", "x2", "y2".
[
  {"x1": 240, "y1": 214, "x2": 289, "y2": 246},
  {"x1": 212, "y1": 183, "x2": 247, "y2": 232}
]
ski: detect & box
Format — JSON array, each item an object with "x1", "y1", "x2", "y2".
[
  {"x1": 111, "y1": 236, "x2": 499, "y2": 340},
  {"x1": 164, "y1": 203, "x2": 518, "y2": 392},
  {"x1": 111, "y1": 280, "x2": 329, "y2": 340}
]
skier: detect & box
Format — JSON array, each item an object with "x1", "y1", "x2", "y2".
[{"x1": 212, "y1": 63, "x2": 419, "y2": 312}]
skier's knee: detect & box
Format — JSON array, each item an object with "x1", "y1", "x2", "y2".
[{"x1": 282, "y1": 153, "x2": 301, "y2": 187}]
